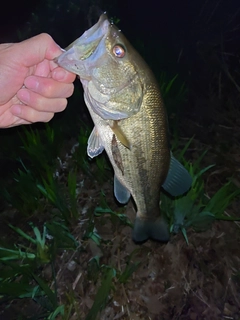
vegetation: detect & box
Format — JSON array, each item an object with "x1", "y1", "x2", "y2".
[
  {"x1": 0, "y1": 73, "x2": 239, "y2": 318},
  {"x1": 1, "y1": 0, "x2": 240, "y2": 318}
]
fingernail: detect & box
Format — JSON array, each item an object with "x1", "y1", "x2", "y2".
[
  {"x1": 11, "y1": 105, "x2": 22, "y2": 115},
  {"x1": 53, "y1": 69, "x2": 67, "y2": 81}
]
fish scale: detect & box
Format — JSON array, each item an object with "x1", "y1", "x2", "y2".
[
  {"x1": 87, "y1": 77, "x2": 171, "y2": 238},
  {"x1": 55, "y1": 14, "x2": 192, "y2": 243}
]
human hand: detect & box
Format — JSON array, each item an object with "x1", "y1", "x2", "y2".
[{"x1": 0, "y1": 33, "x2": 76, "y2": 128}]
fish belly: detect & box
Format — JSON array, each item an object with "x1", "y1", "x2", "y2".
[{"x1": 87, "y1": 89, "x2": 170, "y2": 242}]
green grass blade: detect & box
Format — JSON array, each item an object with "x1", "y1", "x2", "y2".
[
  {"x1": 8, "y1": 224, "x2": 36, "y2": 245},
  {"x1": 181, "y1": 227, "x2": 189, "y2": 245},
  {"x1": 118, "y1": 261, "x2": 140, "y2": 284},
  {"x1": 31, "y1": 273, "x2": 58, "y2": 309},
  {"x1": 47, "y1": 305, "x2": 65, "y2": 320},
  {"x1": 85, "y1": 268, "x2": 116, "y2": 320},
  {"x1": 204, "y1": 181, "x2": 240, "y2": 217},
  {"x1": 0, "y1": 247, "x2": 35, "y2": 260}
]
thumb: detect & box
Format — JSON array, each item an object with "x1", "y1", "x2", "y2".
[{"x1": 16, "y1": 33, "x2": 63, "y2": 67}]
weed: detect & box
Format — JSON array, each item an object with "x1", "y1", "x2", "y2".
[
  {"x1": 86, "y1": 266, "x2": 116, "y2": 320},
  {"x1": 19, "y1": 124, "x2": 61, "y2": 176},
  {"x1": 72, "y1": 123, "x2": 91, "y2": 174},
  {"x1": 0, "y1": 220, "x2": 78, "y2": 319},
  {"x1": 162, "y1": 149, "x2": 240, "y2": 244},
  {"x1": 37, "y1": 169, "x2": 80, "y2": 223},
  {"x1": 1, "y1": 160, "x2": 43, "y2": 215},
  {"x1": 118, "y1": 249, "x2": 142, "y2": 284}
]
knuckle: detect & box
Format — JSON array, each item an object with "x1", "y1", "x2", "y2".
[{"x1": 38, "y1": 33, "x2": 53, "y2": 44}]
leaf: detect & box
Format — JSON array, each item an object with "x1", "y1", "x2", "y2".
[
  {"x1": 86, "y1": 268, "x2": 115, "y2": 320},
  {"x1": 118, "y1": 261, "x2": 140, "y2": 284},
  {"x1": 0, "y1": 282, "x2": 37, "y2": 297},
  {"x1": 94, "y1": 206, "x2": 133, "y2": 227},
  {"x1": 45, "y1": 221, "x2": 78, "y2": 249},
  {"x1": 88, "y1": 231, "x2": 101, "y2": 245},
  {"x1": 192, "y1": 164, "x2": 215, "y2": 186},
  {"x1": 0, "y1": 247, "x2": 35, "y2": 261},
  {"x1": 47, "y1": 305, "x2": 65, "y2": 319},
  {"x1": 204, "y1": 181, "x2": 240, "y2": 217},
  {"x1": 31, "y1": 273, "x2": 57, "y2": 309},
  {"x1": 188, "y1": 211, "x2": 215, "y2": 231},
  {"x1": 181, "y1": 227, "x2": 189, "y2": 245},
  {"x1": 8, "y1": 224, "x2": 36, "y2": 245}
]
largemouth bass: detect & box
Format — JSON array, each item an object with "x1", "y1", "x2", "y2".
[{"x1": 55, "y1": 14, "x2": 192, "y2": 242}]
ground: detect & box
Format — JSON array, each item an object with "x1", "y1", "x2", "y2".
[
  {"x1": 0, "y1": 0, "x2": 240, "y2": 317},
  {"x1": 0, "y1": 102, "x2": 240, "y2": 319}
]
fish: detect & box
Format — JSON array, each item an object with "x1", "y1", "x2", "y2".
[{"x1": 55, "y1": 13, "x2": 192, "y2": 243}]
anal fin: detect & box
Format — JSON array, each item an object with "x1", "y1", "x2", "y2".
[{"x1": 114, "y1": 175, "x2": 131, "y2": 204}]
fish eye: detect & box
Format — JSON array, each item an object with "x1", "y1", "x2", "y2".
[{"x1": 113, "y1": 45, "x2": 125, "y2": 58}]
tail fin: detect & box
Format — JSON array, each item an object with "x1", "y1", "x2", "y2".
[
  {"x1": 162, "y1": 154, "x2": 192, "y2": 196},
  {"x1": 132, "y1": 216, "x2": 170, "y2": 243}
]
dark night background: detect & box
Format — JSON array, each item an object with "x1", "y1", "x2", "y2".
[
  {"x1": 0, "y1": 0, "x2": 240, "y2": 157},
  {"x1": 0, "y1": 2, "x2": 240, "y2": 318},
  {"x1": 1, "y1": 0, "x2": 240, "y2": 137},
  {"x1": 0, "y1": 0, "x2": 240, "y2": 180}
]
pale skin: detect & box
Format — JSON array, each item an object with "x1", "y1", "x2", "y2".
[{"x1": 0, "y1": 33, "x2": 76, "y2": 128}]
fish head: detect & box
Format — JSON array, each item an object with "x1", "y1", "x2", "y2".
[
  {"x1": 55, "y1": 14, "x2": 143, "y2": 120},
  {"x1": 56, "y1": 14, "x2": 109, "y2": 78}
]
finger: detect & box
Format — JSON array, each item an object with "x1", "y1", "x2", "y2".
[
  {"x1": 17, "y1": 33, "x2": 63, "y2": 67},
  {"x1": 34, "y1": 59, "x2": 52, "y2": 77},
  {"x1": 0, "y1": 104, "x2": 31, "y2": 128},
  {"x1": 52, "y1": 66, "x2": 76, "y2": 83},
  {"x1": 27, "y1": 60, "x2": 76, "y2": 82},
  {"x1": 17, "y1": 88, "x2": 68, "y2": 113},
  {"x1": 4, "y1": 115, "x2": 32, "y2": 127},
  {"x1": 23, "y1": 76, "x2": 74, "y2": 98},
  {"x1": 11, "y1": 104, "x2": 55, "y2": 123}
]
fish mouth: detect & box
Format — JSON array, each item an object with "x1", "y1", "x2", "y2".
[{"x1": 55, "y1": 14, "x2": 111, "y2": 70}]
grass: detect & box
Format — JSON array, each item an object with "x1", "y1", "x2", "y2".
[
  {"x1": 1, "y1": 126, "x2": 239, "y2": 317},
  {"x1": 161, "y1": 138, "x2": 240, "y2": 244},
  {"x1": 0, "y1": 121, "x2": 135, "y2": 318},
  {"x1": 0, "y1": 75, "x2": 239, "y2": 318},
  {"x1": 2, "y1": 1, "x2": 238, "y2": 317},
  {"x1": 0, "y1": 221, "x2": 76, "y2": 319}
]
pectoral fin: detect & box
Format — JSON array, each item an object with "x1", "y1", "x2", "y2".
[
  {"x1": 162, "y1": 154, "x2": 192, "y2": 196},
  {"x1": 114, "y1": 175, "x2": 131, "y2": 204},
  {"x1": 110, "y1": 121, "x2": 131, "y2": 150},
  {"x1": 87, "y1": 126, "x2": 104, "y2": 158}
]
